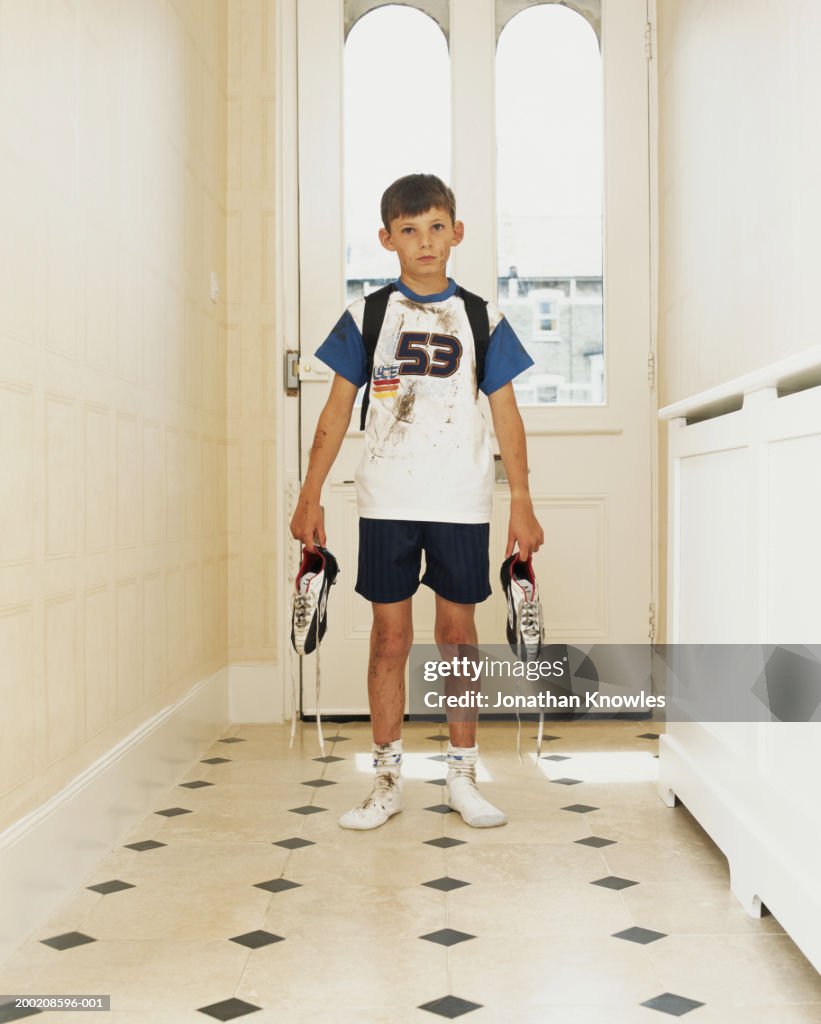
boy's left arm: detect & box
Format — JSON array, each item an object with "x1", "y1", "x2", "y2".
[{"x1": 488, "y1": 382, "x2": 544, "y2": 561}]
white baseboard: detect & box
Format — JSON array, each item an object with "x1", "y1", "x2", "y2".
[{"x1": 0, "y1": 666, "x2": 229, "y2": 966}]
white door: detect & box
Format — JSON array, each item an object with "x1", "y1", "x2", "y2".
[{"x1": 294, "y1": 0, "x2": 653, "y2": 716}]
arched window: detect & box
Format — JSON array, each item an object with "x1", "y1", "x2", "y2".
[
  {"x1": 496, "y1": 2, "x2": 604, "y2": 405},
  {"x1": 344, "y1": 4, "x2": 451, "y2": 301}
]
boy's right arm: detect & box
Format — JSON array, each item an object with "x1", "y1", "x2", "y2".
[{"x1": 289, "y1": 373, "x2": 359, "y2": 551}]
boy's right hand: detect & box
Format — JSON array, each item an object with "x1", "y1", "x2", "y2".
[{"x1": 290, "y1": 495, "x2": 326, "y2": 552}]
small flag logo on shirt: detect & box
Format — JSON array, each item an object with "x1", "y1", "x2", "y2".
[{"x1": 373, "y1": 365, "x2": 400, "y2": 398}]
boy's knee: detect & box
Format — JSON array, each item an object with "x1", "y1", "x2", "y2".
[
  {"x1": 434, "y1": 624, "x2": 475, "y2": 648},
  {"x1": 371, "y1": 623, "x2": 413, "y2": 662}
]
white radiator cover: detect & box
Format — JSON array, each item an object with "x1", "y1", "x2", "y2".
[{"x1": 659, "y1": 351, "x2": 821, "y2": 974}]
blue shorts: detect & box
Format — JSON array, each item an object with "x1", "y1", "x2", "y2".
[{"x1": 355, "y1": 518, "x2": 491, "y2": 605}]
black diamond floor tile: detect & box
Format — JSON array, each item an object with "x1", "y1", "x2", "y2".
[
  {"x1": 274, "y1": 837, "x2": 316, "y2": 850},
  {"x1": 197, "y1": 996, "x2": 262, "y2": 1020},
  {"x1": 638, "y1": 732, "x2": 660, "y2": 739},
  {"x1": 422, "y1": 877, "x2": 470, "y2": 892},
  {"x1": 40, "y1": 931, "x2": 96, "y2": 951},
  {"x1": 420, "y1": 928, "x2": 475, "y2": 947},
  {"x1": 229, "y1": 929, "x2": 285, "y2": 949},
  {"x1": 418, "y1": 995, "x2": 483, "y2": 1018},
  {"x1": 218, "y1": 737, "x2": 246, "y2": 744},
  {"x1": 301, "y1": 778, "x2": 336, "y2": 788},
  {"x1": 313, "y1": 755, "x2": 344, "y2": 763},
  {"x1": 201, "y1": 757, "x2": 231, "y2": 764},
  {"x1": 180, "y1": 780, "x2": 214, "y2": 789},
  {"x1": 123, "y1": 840, "x2": 166, "y2": 852},
  {"x1": 561, "y1": 804, "x2": 599, "y2": 814},
  {"x1": 425, "y1": 804, "x2": 453, "y2": 814},
  {"x1": 288, "y1": 805, "x2": 326, "y2": 815},
  {"x1": 640, "y1": 992, "x2": 705, "y2": 1016},
  {"x1": 254, "y1": 878, "x2": 302, "y2": 894},
  {"x1": 531, "y1": 734, "x2": 560, "y2": 742},
  {"x1": 592, "y1": 875, "x2": 639, "y2": 891},
  {"x1": 427, "y1": 734, "x2": 450, "y2": 742},
  {"x1": 324, "y1": 735, "x2": 349, "y2": 742},
  {"x1": 428, "y1": 754, "x2": 448, "y2": 762},
  {"x1": 542, "y1": 754, "x2": 570, "y2": 761},
  {"x1": 154, "y1": 807, "x2": 192, "y2": 817},
  {"x1": 426, "y1": 778, "x2": 447, "y2": 786},
  {"x1": 552, "y1": 777, "x2": 583, "y2": 785},
  {"x1": 424, "y1": 836, "x2": 466, "y2": 849},
  {"x1": 575, "y1": 836, "x2": 616, "y2": 848},
  {"x1": 86, "y1": 879, "x2": 135, "y2": 895},
  {"x1": 612, "y1": 926, "x2": 667, "y2": 944}
]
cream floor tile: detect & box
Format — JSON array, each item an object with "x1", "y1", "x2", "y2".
[
  {"x1": 238, "y1": 933, "x2": 446, "y2": 1015},
  {"x1": 444, "y1": 841, "x2": 611, "y2": 886},
  {"x1": 289, "y1": 834, "x2": 445, "y2": 889},
  {"x1": 445, "y1": 878, "x2": 636, "y2": 937},
  {"x1": 0, "y1": 939, "x2": 250, "y2": 1016},
  {"x1": 648, "y1": 933, "x2": 821, "y2": 1006},
  {"x1": 448, "y1": 933, "x2": 661, "y2": 1007},
  {"x1": 261, "y1": 881, "x2": 446, "y2": 941},
  {"x1": 620, "y1": 880, "x2": 786, "y2": 936},
  {"x1": 599, "y1": 838, "x2": 730, "y2": 886},
  {"x1": 685, "y1": 1003, "x2": 821, "y2": 1024}
]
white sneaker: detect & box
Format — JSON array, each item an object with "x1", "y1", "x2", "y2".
[
  {"x1": 338, "y1": 772, "x2": 403, "y2": 830},
  {"x1": 447, "y1": 765, "x2": 507, "y2": 828},
  {"x1": 500, "y1": 553, "x2": 544, "y2": 662},
  {"x1": 290, "y1": 546, "x2": 339, "y2": 655}
]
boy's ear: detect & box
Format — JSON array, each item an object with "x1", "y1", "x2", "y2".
[
  {"x1": 452, "y1": 220, "x2": 465, "y2": 246},
  {"x1": 379, "y1": 227, "x2": 396, "y2": 251}
]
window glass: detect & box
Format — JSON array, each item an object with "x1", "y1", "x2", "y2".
[
  {"x1": 344, "y1": 4, "x2": 451, "y2": 303},
  {"x1": 496, "y1": 4, "x2": 604, "y2": 405}
]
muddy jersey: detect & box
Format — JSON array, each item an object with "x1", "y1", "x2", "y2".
[{"x1": 314, "y1": 278, "x2": 533, "y2": 524}]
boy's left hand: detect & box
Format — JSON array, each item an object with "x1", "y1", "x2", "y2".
[{"x1": 506, "y1": 499, "x2": 544, "y2": 561}]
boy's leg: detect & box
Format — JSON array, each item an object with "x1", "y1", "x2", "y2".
[
  {"x1": 338, "y1": 598, "x2": 413, "y2": 830},
  {"x1": 433, "y1": 596, "x2": 478, "y2": 748},
  {"x1": 435, "y1": 594, "x2": 507, "y2": 828},
  {"x1": 369, "y1": 598, "x2": 414, "y2": 744}
]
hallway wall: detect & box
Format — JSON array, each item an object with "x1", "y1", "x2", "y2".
[
  {"x1": 657, "y1": 0, "x2": 821, "y2": 404},
  {"x1": 0, "y1": 0, "x2": 229, "y2": 832},
  {"x1": 226, "y1": 0, "x2": 280, "y2": 668},
  {"x1": 655, "y1": 0, "x2": 821, "y2": 638}
]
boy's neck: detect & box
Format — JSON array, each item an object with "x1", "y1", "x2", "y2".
[{"x1": 398, "y1": 271, "x2": 450, "y2": 297}]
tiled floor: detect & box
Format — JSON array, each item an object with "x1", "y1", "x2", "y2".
[{"x1": 1, "y1": 719, "x2": 820, "y2": 1023}]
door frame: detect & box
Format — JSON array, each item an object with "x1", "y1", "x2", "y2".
[{"x1": 271, "y1": 0, "x2": 663, "y2": 720}]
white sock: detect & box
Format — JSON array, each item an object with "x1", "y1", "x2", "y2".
[
  {"x1": 373, "y1": 738, "x2": 403, "y2": 774},
  {"x1": 338, "y1": 739, "x2": 403, "y2": 830},
  {"x1": 446, "y1": 743, "x2": 507, "y2": 828}
]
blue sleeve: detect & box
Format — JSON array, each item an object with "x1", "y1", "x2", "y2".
[
  {"x1": 479, "y1": 316, "x2": 535, "y2": 395},
  {"x1": 314, "y1": 310, "x2": 368, "y2": 387}
]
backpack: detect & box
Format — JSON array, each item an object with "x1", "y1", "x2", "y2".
[{"x1": 358, "y1": 282, "x2": 491, "y2": 431}]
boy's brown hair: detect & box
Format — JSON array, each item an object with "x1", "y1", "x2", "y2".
[{"x1": 380, "y1": 173, "x2": 456, "y2": 230}]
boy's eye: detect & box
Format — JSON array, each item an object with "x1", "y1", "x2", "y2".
[{"x1": 401, "y1": 227, "x2": 414, "y2": 234}]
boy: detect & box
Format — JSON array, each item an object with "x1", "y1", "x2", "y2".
[{"x1": 290, "y1": 174, "x2": 543, "y2": 830}]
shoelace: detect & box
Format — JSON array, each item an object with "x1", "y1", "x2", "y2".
[
  {"x1": 288, "y1": 590, "x2": 325, "y2": 757},
  {"x1": 520, "y1": 601, "x2": 541, "y2": 640},
  {"x1": 292, "y1": 593, "x2": 312, "y2": 630}
]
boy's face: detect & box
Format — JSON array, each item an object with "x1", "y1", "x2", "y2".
[{"x1": 379, "y1": 206, "x2": 464, "y2": 285}]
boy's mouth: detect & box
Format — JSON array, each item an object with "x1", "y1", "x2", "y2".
[{"x1": 418, "y1": 256, "x2": 436, "y2": 262}]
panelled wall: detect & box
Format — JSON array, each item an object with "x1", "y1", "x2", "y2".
[
  {"x1": 226, "y1": 0, "x2": 280, "y2": 666},
  {"x1": 656, "y1": 0, "x2": 821, "y2": 638},
  {"x1": 0, "y1": 0, "x2": 229, "y2": 832}
]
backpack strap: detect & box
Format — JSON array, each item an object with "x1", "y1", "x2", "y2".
[
  {"x1": 359, "y1": 283, "x2": 396, "y2": 431},
  {"x1": 455, "y1": 286, "x2": 491, "y2": 393}
]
